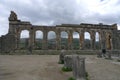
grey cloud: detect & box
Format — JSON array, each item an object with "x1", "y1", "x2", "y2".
[{"x1": 0, "y1": 0, "x2": 120, "y2": 37}]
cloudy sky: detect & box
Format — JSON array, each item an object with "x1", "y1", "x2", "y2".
[{"x1": 0, "y1": 0, "x2": 120, "y2": 37}]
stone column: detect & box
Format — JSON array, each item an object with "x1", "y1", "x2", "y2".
[
  {"x1": 72, "y1": 55, "x2": 86, "y2": 80},
  {"x1": 101, "y1": 31, "x2": 106, "y2": 49},
  {"x1": 29, "y1": 29, "x2": 35, "y2": 48},
  {"x1": 80, "y1": 32, "x2": 84, "y2": 50},
  {"x1": 99, "y1": 32, "x2": 102, "y2": 49},
  {"x1": 16, "y1": 31, "x2": 20, "y2": 49},
  {"x1": 33, "y1": 31, "x2": 35, "y2": 49},
  {"x1": 68, "y1": 31, "x2": 73, "y2": 50},
  {"x1": 42, "y1": 30, "x2": 48, "y2": 50},
  {"x1": 56, "y1": 31, "x2": 61, "y2": 50},
  {"x1": 106, "y1": 33, "x2": 112, "y2": 50},
  {"x1": 90, "y1": 31, "x2": 95, "y2": 50}
]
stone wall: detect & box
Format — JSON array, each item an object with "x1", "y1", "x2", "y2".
[
  {"x1": 0, "y1": 33, "x2": 16, "y2": 53},
  {"x1": 1, "y1": 11, "x2": 120, "y2": 53},
  {"x1": 112, "y1": 30, "x2": 120, "y2": 50}
]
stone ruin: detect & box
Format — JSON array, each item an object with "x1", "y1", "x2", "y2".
[
  {"x1": 0, "y1": 11, "x2": 120, "y2": 53},
  {"x1": 63, "y1": 55, "x2": 86, "y2": 80}
]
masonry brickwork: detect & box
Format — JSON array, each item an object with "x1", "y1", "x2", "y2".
[{"x1": 0, "y1": 11, "x2": 120, "y2": 53}]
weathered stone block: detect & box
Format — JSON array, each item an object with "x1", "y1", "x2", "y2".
[
  {"x1": 97, "y1": 51, "x2": 102, "y2": 58},
  {"x1": 106, "y1": 51, "x2": 112, "y2": 59},
  {"x1": 72, "y1": 55, "x2": 86, "y2": 80},
  {"x1": 1, "y1": 33, "x2": 16, "y2": 53},
  {"x1": 64, "y1": 55, "x2": 72, "y2": 69},
  {"x1": 59, "y1": 50, "x2": 65, "y2": 63}
]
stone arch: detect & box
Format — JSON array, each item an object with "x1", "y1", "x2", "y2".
[
  {"x1": 35, "y1": 30, "x2": 43, "y2": 49},
  {"x1": 84, "y1": 31, "x2": 91, "y2": 49},
  {"x1": 95, "y1": 32, "x2": 101, "y2": 49},
  {"x1": 73, "y1": 31, "x2": 80, "y2": 50},
  {"x1": 19, "y1": 30, "x2": 30, "y2": 49},
  {"x1": 47, "y1": 31, "x2": 56, "y2": 49},
  {"x1": 60, "y1": 31, "x2": 68, "y2": 49}
]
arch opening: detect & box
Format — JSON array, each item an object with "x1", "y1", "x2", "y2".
[
  {"x1": 60, "y1": 31, "x2": 68, "y2": 49},
  {"x1": 19, "y1": 30, "x2": 29, "y2": 49},
  {"x1": 35, "y1": 30, "x2": 43, "y2": 50},
  {"x1": 73, "y1": 32, "x2": 80, "y2": 50},
  {"x1": 95, "y1": 32, "x2": 101, "y2": 50},
  {"x1": 47, "y1": 31, "x2": 56, "y2": 49},
  {"x1": 84, "y1": 32, "x2": 91, "y2": 49}
]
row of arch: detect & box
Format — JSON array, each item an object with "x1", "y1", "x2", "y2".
[{"x1": 19, "y1": 30, "x2": 101, "y2": 50}]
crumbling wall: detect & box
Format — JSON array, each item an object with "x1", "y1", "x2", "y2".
[
  {"x1": 112, "y1": 30, "x2": 120, "y2": 50},
  {"x1": 1, "y1": 33, "x2": 16, "y2": 53}
]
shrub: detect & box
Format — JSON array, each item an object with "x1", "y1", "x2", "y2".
[
  {"x1": 62, "y1": 67, "x2": 72, "y2": 72},
  {"x1": 58, "y1": 60, "x2": 64, "y2": 64},
  {"x1": 117, "y1": 59, "x2": 120, "y2": 62},
  {"x1": 68, "y1": 77, "x2": 76, "y2": 80}
]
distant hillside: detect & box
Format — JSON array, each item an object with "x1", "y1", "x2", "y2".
[{"x1": 19, "y1": 38, "x2": 100, "y2": 49}]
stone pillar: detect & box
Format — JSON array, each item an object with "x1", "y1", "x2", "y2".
[
  {"x1": 99, "y1": 32, "x2": 102, "y2": 49},
  {"x1": 16, "y1": 31, "x2": 20, "y2": 49},
  {"x1": 56, "y1": 32, "x2": 61, "y2": 50},
  {"x1": 68, "y1": 31, "x2": 73, "y2": 50},
  {"x1": 106, "y1": 33, "x2": 112, "y2": 50},
  {"x1": 42, "y1": 30, "x2": 48, "y2": 50},
  {"x1": 33, "y1": 31, "x2": 35, "y2": 49},
  {"x1": 72, "y1": 55, "x2": 86, "y2": 80},
  {"x1": 91, "y1": 31, "x2": 95, "y2": 50},
  {"x1": 80, "y1": 32, "x2": 84, "y2": 49},
  {"x1": 29, "y1": 28, "x2": 35, "y2": 48},
  {"x1": 101, "y1": 31, "x2": 106, "y2": 49}
]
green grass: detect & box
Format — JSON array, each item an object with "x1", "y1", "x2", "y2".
[
  {"x1": 105, "y1": 57, "x2": 112, "y2": 60},
  {"x1": 62, "y1": 67, "x2": 72, "y2": 72},
  {"x1": 117, "y1": 59, "x2": 120, "y2": 62},
  {"x1": 58, "y1": 60, "x2": 64, "y2": 64},
  {"x1": 68, "y1": 72, "x2": 89, "y2": 80},
  {"x1": 86, "y1": 72, "x2": 89, "y2": 80},
  {"x1": 68, "y1": 77, "x2": 76, "y2": 80}
]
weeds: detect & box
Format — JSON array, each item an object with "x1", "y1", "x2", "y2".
[{"x1": 62, "y1": 67, "x2": 72, "y2": 72}]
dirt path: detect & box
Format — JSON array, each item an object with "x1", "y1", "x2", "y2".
[
  {"x1": 0, "y1": 55, "x2": 119, "y2": 80},
  {"x1": 0, "y1": 55, "x2": 72, "y2": 80},
  {"x1": 85, "y1": 56, "x2": 120, "y2": 80}
]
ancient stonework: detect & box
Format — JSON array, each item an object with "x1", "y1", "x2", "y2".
[
  {"x1": 72, "y1": 55, "x2": 86, "y2": 80},
  {"x1": 0, "y1": 34, "x2": 16, "y2": 53},
  {"x1": 9, "y1": 11, "x2": 18, "y2": 21},
  {"x1": 0, "y1": 11, "x2": 120, "y2": 53},
  {"x1": 64, "y1": 55, "x2": 72, "y2": 69},
  {"x1": 59, "y1": 49, "x2": 65, "y2": 63}
]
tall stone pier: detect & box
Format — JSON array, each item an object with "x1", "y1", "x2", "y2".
[{"x1": 72, "y1": 55, "x2": 86, "y2": 80}]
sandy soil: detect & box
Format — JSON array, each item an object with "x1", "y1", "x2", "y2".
[{"x1": 0, "y1": 55, "x2": 119, "y2": 80}]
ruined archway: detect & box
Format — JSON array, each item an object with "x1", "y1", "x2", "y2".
[
  {"x1": 95, "y1": 32, "x2": 101, "y2": 50},
  {"x1": 19, "y1": 30, "x2": 29, "y2": 49},
  {"x1": 73, "y1": 32, "x2": 80, "y2": 50},
  {"x1": 47, "y1": 31, "x2": 56, "y2": 49},
  {"x1": 84, "y1": 32, "x2": 91, "y2": 49},
  {"x1": 60, "y1": 31, "x2": 68, "y2": 49},
  {"x1": 35, "y1": 30, "x2": 43, "y2": 50},
  {"x1": 1, "y1": 11, "x2": 117, "y2": 53}
]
